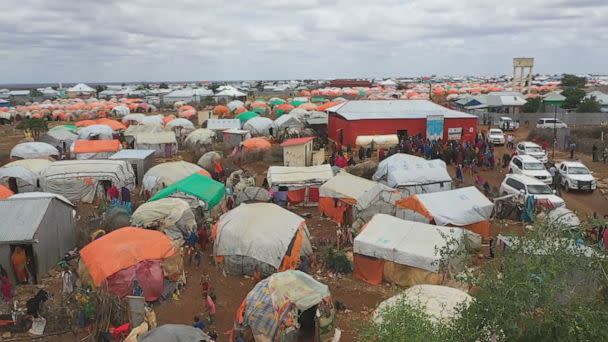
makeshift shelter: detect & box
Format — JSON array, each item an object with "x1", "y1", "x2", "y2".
[
  {"x1": 131, "y1": 198, "x2": 197, "y2": 246},
  {"x1": 109, "y1": 149, "x2": 155, "y2": 186},
  {"x1": 134, "y1": 131, "x2": 177, "y2": 157},
  {"x1": 10, "y1": 142, "x2": 59, "y2": 160},
  {"x1": 373, "y1": 153, "x2": 452, "y2": 195},
  {"x1": 183, "y1": 129, "x2": 216, "y2": 155},
  {"x1": 0, "y1": 197, "x2": 75, "y2": 284},
  {"x1": 78, "y1": 227, "x2": 178, "y2": 301},
  {"x1": 72, "y1": 139, "x2": 122, "y2": 160},
  {"x1": 235, "y1": 270, "x2": 335, "y2": 342},
  {"x1": 267, "y1": 164, "x2": 334, "y2": 205},
  {"x1": 0, "y1": 185, "x2": 13, "y2": 199},
  {"x1": 39, "y1": 128, "x2": 78, "y2": 153},
  {"x1": 40, "y1": 160, "x2": 135, "y2": 203},
  {"x1": 0, "y1": 159, "x2": 52, "y2": 192},
  {"x1": 319, "y1": 171, "x2": 398, "y2": 226},
  {"x1": 122, "y1": 113, "x2": 146, "y2": 125},
  {"x1": 243, "y1": 116, "x2": 274, "y2": 136},
  {"x1": 240, "y1": 137, "x2": 271, "y2": 152},
  {"x1": 353, "y1": 214, "x2": 465, "y2": 286},
  {"x1": 139, "y1": 324, "x2": 211, "y2": 342},
  {"x1": 374, "y1": 285, "x2": 473, "y2": 324},
  {"x1": 142, "y1": 161, "x2": 202, "y2": 195},
  {"x1": 123, "y1": 124, "x2": 163, "y2": 146},
  {"x1": 281, "y1": 137, "x2": 323, "y2": 167},
  {"x1": 222, "y1": 129, "x2": 251, "y2": 147},
  {"x1": 236, "y1": 111, "x2": 259, "y2": 124},
  {"x1": 213, "y1": 203, "x2": 312, "y2": 276},
  {"x1": 77, "y1": 124, "x2": 114, "y2": 140},
  {"x1": 396, "y1": 186, "x2": 494, "y2": 240},
  {"x1": 206, "y1": 119, "x2": 240, "y2": 131},
  {"x1": 150, "y1": 173, "x2": 225, "y2": 213},
  {"x1": 273, "y1": 114, "x2": 304, "y2": 137},
  {"x1": 196, "y1": 151, "x2": 221, "y2": 172}
]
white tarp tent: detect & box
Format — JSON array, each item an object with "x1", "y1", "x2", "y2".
[
  {"x1": 319, "y1": 171, "x2": 394, "y2": 210},
  {"x1": 273, "y1": 114, "x2": 304, "y2": 134},
  {"x1": 134, "y1": 131, "x2": 177, "y2": 156},
  {"x1": 77, "y1": 125, "x2": 114, "y2": 140},
  {"x1": 10, "y1": 142, "x2": 59, "y2": 160},
  {"x1": 40, "y1": 160, "x2": 135, "y2": 203},
  {"x1": 267, "y1": 164, "x2": 334, "y2": 187},
  {"x1": 142, "y1": 161, "x2": 201, "y2": 194},
  {"x1": 184, "y1": 129, "x2": 216, "y2": 149},
  {"x1": 166, "y1": 118, "x2": 195, "y2": 130},
  {"x1": 122, "y1": 113, "x2": 146, "y2": 124},
  {"x1": 111, "y1": 105, "x2": 130, "y2": 117},
  {"x1": 39, "y1": 129, "x2": 78, "y2": 151},
  {"x1": 243, "y1": 116, "x2": 274, "y2": 136},
  {"x1": 131, "y1": 198, "x2": 197, "y2": 245},
  {"x1": 373, "y1": 153, "x2": 452, "y2": 194},
  {"x1": 0, "y1": 159, "x2": 52, "y2": 192}
]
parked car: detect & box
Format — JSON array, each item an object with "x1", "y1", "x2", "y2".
[
  {"x1": 516, "y1": 141, "x2": 548, "y2": 163},
  {"x1": 487, "y1": 128, "x2": 505, "y2": 145},
  {"x1": 555, "y1": 161, "x2": 597, "y2": 192},
  {"x1": 536, "y1": 118, "x2": 568, "y2": 129},
  {"x1": 500, "y1": 174, "x2": 565, "y2": 208},
  {"x1": 498, "y1": 117, "x2": 519, "y2": 131},
  {"x1": 509, "y1": 155, "x2": 552, "y2": 184}
]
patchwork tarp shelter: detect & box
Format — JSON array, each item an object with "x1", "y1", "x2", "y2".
[
  {"x1": 78, "y1": 227, "x2": 178, "y2": 301},
  {"x1": 0, "y1": 197, "x2": 75, "y2": 284},
  {"x1": 109, "y1": 149, "x2": 155, "y2": 186},
  {"x1": 142, "y1": 161, "x2": 202, "y2": 195},
  {"x1": 131, "y1": 198, "x2": 197, "y2": 246},
  {"x1": 396, "y1": 186, "x2": 494, "y2": 240},
  {"x1": 10, "y1": 142, "x2": 59, "y2": 160},
  {"x1": 243, "y1": 116, "x2": 274, "y2": 136},
  {"x1": 77, "y1": 124, "x2": 114, "y2": 140},
  {"x1": 235, "y1": 270, "x2": 335, "y2": 342},
  {"x1": 0, "y1": 159, "x2": 52, "y2": 192},
  {"x1": 319, "y1": 171, "x2": 398, "y2": 225},
  {"x1": 222, "y1": 129, "x2": 251, "y2": 147},
  {"x1": 372, "y1": 153, "x2": 452, "y2": 195},
  {"x1": 40, "y1": 160, "x2": 135, "y2": 203},
  {"x1": 213, "y1": 203, "x2": 312, "y2": 276},
  {"x1": 134, "y1": 131, "x2": 177, "y2": 157},
  {"x1": 123, "y1": 124, "x2": 163, "y2": 145},
  {"x1": 183, "y1": 128, "x2": 216, "y2": 154},
  {"x1": 267, "y1": 164, "x2": 334, "y2": 205},
  {"x1": 353, "y1": 214, "x2": 465, "y2": 286},
  {"x1": 71, "y1": 139, "x2": 122, "y2": 160},
  {"x1": 150, "y1": 173, "x2": 225, "y2": 212},
  {"x1": 138, "y1": 324, "x2": 211, "y2": 342},
  {"x1": 39, "y1": 127, "x2": 78, "y2": 152},
  {"x1": 273, "y1": 114, "x2": 304, "y2": 136},
  {"x1": 374, "y1": 285, "x2": 473, "y2": 324}
]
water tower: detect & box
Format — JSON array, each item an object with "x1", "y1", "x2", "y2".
[{"x1": 512, "y1": 57, "x2": 534, "y2": 93}]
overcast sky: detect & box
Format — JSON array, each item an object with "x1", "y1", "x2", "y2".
[{"x1": 1, "y1": 0, "x2": 606, "y2": 84}]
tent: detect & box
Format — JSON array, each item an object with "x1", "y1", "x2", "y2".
[
  {"x1": 0, "y1": 185, "x2": 13, "y2": 199},
  {"x1": 123, "y1": 124, "x2": 163, "y2": 145},
  {"x1": 196, "y1": 151, "x2": 221, "y2": 171},
  {"x1": 40, "y1": 160, "x2": 135, "y2": 203},
  {"x1": 138, "y1": 324, "x2": 211, "y2": 342},
  {"x1": 234, "y1": 270, "x2": 335, "y2": 342},
  {"x1": 318, "y1": 171, "x2": 398, "y2": 226},
  {"x1": 396, "y1": 186, "x2": 494, "y2": 240},
  {"x1": 142, "y1": 161, "x2": 202, "y2": 195},
  {"x1": 78, "y1": 227, "x2": 178, "y2": 301},
  {"x1": 236, "y1": 111, "x2": 259, "y2": 124},
  {"x1": 39, "y1": 128, "x2": 78, "y2": 153},
  {"x1": 222, "y1": 129, "x2": 251, "y2": 147},
  {"x1": 240, "y1": 137, "x2": 271, "y2": 151},
  {"x1": 183, "y1": 129, "x2": 215, "y2": 154},
  {"x1": 134, "y1": 132, "x2": 177, "y2": 157},
  {"x1": 109, "y1": 149, "x2": 155, "y2": 186},
  {"x1": 273, "y1": 114, "x2": 304, "y2": 136},
  {"x1": 131, "y1": 198, "x2": 197, "y2": 246},
  {"x1": 71, "y1": 139, "x2": 122, "y2": 160},
  {"x1": 267, "y1": 164, "x2": 334, "y2": 205},
  {"x1": 374, "y1": 285, "x2": 473, "y2": 324},
  {"x1": 372, "y1": 153, "x2": 452, "y2": 195},
  {"x1": 122, "y1": 113, "x2": 146, "y2": 125},
  {"x1": 150, "y1": 173, "x2": 225, "y2": 212},
  {"x1": 10, "y1": 142, "x2": 59, "y2": 160},
  {"x1": 213, "y1": 203, "x2": 312, "y2": 276},
  {"x1": 0, "y1": 159, "x2": 52, "y2": 192},
  {"x1": 77, "y1": 124, "x2": 114, "y2": 140},
  {"x1": 353, "y1": 214, "x2": 465, "y2": 286},
  {"x1": 242, "y1": 116, "x2": 274, "y2": 136}
]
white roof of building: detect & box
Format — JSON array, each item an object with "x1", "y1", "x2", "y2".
[
  {"x1": 109, "y1": 149, "x2": 155, "y2": 160},
  {"x1": 586, "y1": 91, "x2": 608, "y2": 105},
  {"x1": 543, "y1": 91, "x2": 566, "y2": 101},
  {"x1": 215, "y1": 89, "x2": 247, "y2": 97},
  {"x1": 327, "y1": 100, "x2": 476, "y2": 120},
  {"x1": 0, "y1": 198, "x2": 60, "y2": 242},
  {"x1": 68, "y1": 83, "x2": 95, "y2": 92},
  {"x1": 267, "y1": 164, "x2": 334, "y2": 187},
  {"x1": 135, "y1": 131, "x2": 177, "y2": 144}
]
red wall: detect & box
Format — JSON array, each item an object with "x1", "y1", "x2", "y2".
[{"x1": 328, "y1": 114, "x2": 477, "y2": 147}]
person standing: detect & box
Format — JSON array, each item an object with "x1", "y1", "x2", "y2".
[
  {"x1": 569, "y1": 141, "x2": 576, "y2": 159},
  {"x1": 592, "y1": 144, "x2": 599, "y2": 162},
  {"x1": 205, "y1": 293, "x2": 216, "y2": 324}
]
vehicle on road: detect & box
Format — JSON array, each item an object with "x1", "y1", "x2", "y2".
[
  {"x1": 555, "y1": 161, "x2": 597, "y2": 192},
  {"x1": 487, "y1": 128, "x2": 505, "y2": 145},
  {"x1": 509, "y1": 155, "x2": 552, "y2": 184},
  {"x1": 498, "y1": 116, "x2": 518, "y2": 131},
  {"x1": 516, "y1": 141, "x2": 548, "y2": 163},
  {"x1": 500, "y1": 174, "x2": 565, "y2": 208},
  {"x1": 536, "y1": 118, "x2": 568, "y2": 129}
]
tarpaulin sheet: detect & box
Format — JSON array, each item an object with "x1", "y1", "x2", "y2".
[
  {"x1": 106, "y1": 260, "x2": 164, "y2": 301},
  {"x1": 353, "y1": 254, "x2": 384, "y2": 285},
  {"x1": 372, "y1": 153, "x2": 451, "y2": 189}
]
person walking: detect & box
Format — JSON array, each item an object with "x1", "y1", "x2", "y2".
[
  {"x1": 592, "y1": 144, "x2": 599, "y2": 162},
  {"x1": 569, "y1": 141, "x2": 576, "y2": 159}
]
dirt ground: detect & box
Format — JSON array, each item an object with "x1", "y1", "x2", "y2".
[{"x1": 2, "y1": 121, "x2": 608, "y2": 341}]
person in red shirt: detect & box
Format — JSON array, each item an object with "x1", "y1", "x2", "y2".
[{"x1": 198, "y1": 227, "x2": 208, "y2": 251}]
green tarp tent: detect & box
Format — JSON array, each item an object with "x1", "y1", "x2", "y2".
[
  {"x1": 269, "y1": 99, "x2": 285, "y2": 107},
  {"x1": 150, "y1": 173, "x2": 225, "y2": 209},
  {"x1": 50, "y1": 124, "x2": 78, "y2": 133},
  {"x1": 237, "y1": 111, "x2": 260, "y2": 123},
  {"x1": 311, "y1": 97, "x2": 328, "y2": 103},
  {"x1": 251, "y1": 107, "x2": 268, "y2": 115},
  {"x1": 290, "y1": 100, "x2": 305, "y2": 107}
]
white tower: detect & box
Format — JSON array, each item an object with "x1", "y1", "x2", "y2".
[{"x1": 512, "y1": 58, "x2": 534, "y2": 93}]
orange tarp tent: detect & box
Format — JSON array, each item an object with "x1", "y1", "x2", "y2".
[
  {"x1": 73, "y1": 140, "x2": 122, "y2": 154},
  {"x1": 0, "y1": 185, "x2": 14, "y2": 199},
  {"x1": 96, "y1": 118, "x2": 127, "y2": 131},
  {"x1": 79, "y1": 227, "x2": 175, "y2": 286},
  {"x1": 242, "y1": 138, "x2": 271, "y2": 150}
]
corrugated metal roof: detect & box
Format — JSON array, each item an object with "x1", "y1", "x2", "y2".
[
  {"x1": 0, "y1": 198, "x2": 52, "y2": 242},
  {"x1": 109, "y1": 149, "x2": 155, "y2": 160},
  {"x1": 327, "y1": 100, "x2": 476, "y2": 120}
]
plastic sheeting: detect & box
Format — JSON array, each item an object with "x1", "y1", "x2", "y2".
[
  {"x1": 273, "y1": 114, "x2": 304, "y2": 133},
  {"x1": 319, "y1": 171, "x2": 394, "y2": 210},
  {"x1": 196, "y1": 151, "x2": 221, "y2": 170},
  {"x1": 77, "y1": 124, "x2": 114, "y2": 140},
  {"x1": 373, "y1": 153, "x2": 452, "y2": 190},
  {"x1": 184, "y1": 129, "x2": 215, "y2": 148},
  {"x1": 39, "y1": 129, "x2": 78, "y2": 148},
  {"x1": 142, "y1": 161, "x2": 201, "y2": 194},
  {"x1": 165, "y1": 118, "x2": 195, "y2": 130},
  {"x1": 131, "y1": 198, "x2": 197, "y2": 243},
  {"x1": 267, "y1": 164, "x2": 334, "y2": 187},
  {"x1": 106, "y1": 260, "x2": 164, "y2": 301},
  {"x1": 243, "y1": 116, "x2": 274, "y2": 136},
  {"x1": 138, "y1": 324, "x2": 211, "y2": 342},
  {"x1": 354, "y1": 214, "x2": 465, "y2": 273},
  {"x1": 10, "y1": 142, "x2": 59, "y2": 159},
  {"x1": 0, "y1": 165, "x2": 39, "y2": 192}
]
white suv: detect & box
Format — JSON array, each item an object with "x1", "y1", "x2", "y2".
[
  {"x1": 500, "y1": 174, "x2": 565, "y2": 208},
  {"x1": 556, "y1": 161, "x2": 597, "y2": 192},
  {"x1": 487, "y1": 128, "x2": 505, "y2": 145},
  {"x1": 536, "y1": 118, "x2": 568, "y2": 129},
  {"x1": 509, "y1": 155, "x2": 552, "y2": 184},
  {"x1": 516, "y1": 141, "x2": 548, "y2": 163}
]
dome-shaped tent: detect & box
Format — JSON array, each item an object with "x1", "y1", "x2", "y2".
[
  {"x1": 242, "y1": 116, "x2": 274, "y2": 136},
  {"x1": 10, "y1": 142, "x2": 59, "y2": 160},
  {"x1": 131, "y1": 198, "x2": 197, "y2": 246},
  {"x1": 142, "y1": 161, "x2": 202, "y2": 195}
]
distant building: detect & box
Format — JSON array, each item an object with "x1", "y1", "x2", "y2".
[
  {"x1": 67, "y1": 83, "x2": 96, "y2": 98},
  {"x1": 281, "y1": 137, "x2": 324, "y2": 167},
  {"x1": 328, "y1": 79, "x2": 372, "y2": 88},
  {"x1": 460, "y1": 92, "x2": 527, "y2": 114},
  {"x1": 163, "y1": 88, "x2": 213, "y2": 105},
  {"x1": 542, "y1": 91, "x2": 566, "y2": 109}
]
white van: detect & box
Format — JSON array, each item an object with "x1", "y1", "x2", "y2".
[
  {"x1": 536, "y1": 118, "x2": 567, "y2": 129},
  {"x1": 498, "y1": 117, "x2": 519, "y2": 131}
]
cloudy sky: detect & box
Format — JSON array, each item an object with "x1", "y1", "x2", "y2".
[{"x1": 0, "y1": 0, "x2": 606, "y2": 83}]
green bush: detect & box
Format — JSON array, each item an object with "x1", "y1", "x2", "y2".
[{"x1": 324, "y1": 247, "x2": 352, "y2": 274}]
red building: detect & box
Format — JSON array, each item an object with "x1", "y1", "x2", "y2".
[{"x1": 327, "y1": 100, "x2": 478, "y2": 147}]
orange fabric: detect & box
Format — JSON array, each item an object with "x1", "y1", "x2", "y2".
[
  {"x1": 287, "y1": 189, "x2": 305, "y2": 204},
  {"x1": 242, "y1": 138, "x2": 271, "y2": 150},
  {"x1": 79, "y1": 227, "x2": 175, "y2": 286},
  {"x1": 198, "y1": 169, "x2": 211, "y2": 178},
  {"x1": 11, "y1": 247, "x2": 28, "y2": 283},
  {"x1": 279, "y1": 224, "x2": 305, "y2": 272},
  {"x1": 466, "y1": 220, "x2": 490, "y2": 240},
  {"x1": 96, "y1": 118, "x2": 126, "y2": 131},
  {"x1": 73, "y1": 140, "x2": 121, "y2": 154},
  {"x1": 213, "y1": 105, "x2": 229, "y2": 116},
  {"x1": 316, "y1": 102, "x2": 338, "y2": 111},
  {"x1": 0, "y1": 185, "x2": 14, "y2": 199},
  {"x1": 394, "y1": 196, "x2": 433, "y2": 221},
  {"x1": 75, "y1": 120, "x2": 96, "y2": 127},
  {"x1": 353, "y1": 254, "x2": 384, "y2": 285},
  {"x1": 318, "y1": 197, "x2": 356, "y2": 225}
]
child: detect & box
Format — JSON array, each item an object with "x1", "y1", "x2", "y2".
[
  {"x1": 193, "y1": 316, "x2": 205, "y2": 330},
  {"x1": 205, "y1": 294, "x2": 216, "y2": 324},
  {"x1": 194, "y1": 247, "x2": 202, "y2": 268}
]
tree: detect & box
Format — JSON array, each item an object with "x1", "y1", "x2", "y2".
[
  {"x1": 95, "y1": 85, "x2": 107, "y2": 94},
  {"x1": 159, "y1": 83, "x2": 169, "y2": 89},
  {"x1": 561, "y1": 74, "x2": 587, "y2": 88},
  {"x1": 16, "y1": 118, "x2": 48, "y2": 139},
  {"x1": 561, "y1": 87, "x2": 586, "y2": 109},
  {"x1": 577, "y1": 96, "x2": 602, "y2": 113},
  {"x1": 30, "y1": 89, "x2": 42, "y2": 97},
  {"x1": 522, "y1": 97, "x2": 541, "y2": 113}
]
